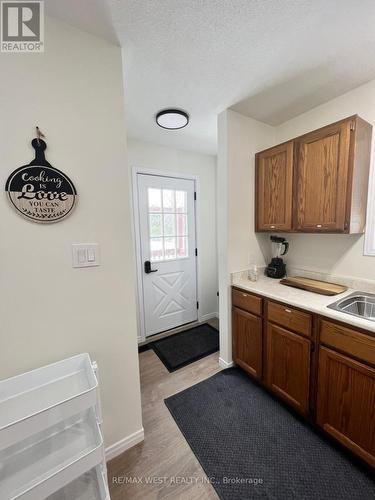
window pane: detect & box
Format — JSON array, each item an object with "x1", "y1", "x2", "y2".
[
  {"x1": 148, "y1": 188, "x2": 162, "y2": 212},
  {"x1": 176, "y1": 190, "x2": 187, "y2": 213},
  {"x1": 177, "y1": 237, "x2": 188, "y2": 258},
  {"x1": 164, "y1": 237, "x2": 176, "y2": 260},
  {"x1": 150, "y1": 238, "x2": 163, "y2": 262},
  {"x1": 163, "y1": 189, "x2": 175, "y2": 212},
  {"x1": 176, "y1": 214, "x2": 188, "y2": 236},
  {"x1": 149, "y1": 214, "x2": 162, "y2": 237},
  {"x1": 163, "y1": 214, "x2": 175, "y2": 236}
]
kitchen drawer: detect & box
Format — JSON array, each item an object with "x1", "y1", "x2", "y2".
[
  {"x1": 320, "y1": 319, "x2": 375, "y2": 367},
  {"x1": 232, "y1": 288, "x2": 262, "y2": 316},
  {"x1": 267, "y1": 301, "x2": 312, "y2": 337}
]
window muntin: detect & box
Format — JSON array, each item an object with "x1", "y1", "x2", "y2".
[{"x1": 148, "y1": 188, "x2": 189, "y2": 262}]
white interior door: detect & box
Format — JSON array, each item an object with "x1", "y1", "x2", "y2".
[{"x1": 137, "y1": 174, "x2": 198, "y2": 337}]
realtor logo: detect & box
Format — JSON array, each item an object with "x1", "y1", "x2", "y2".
[{"x1": 1, "y1": 1, "x2": 44, "y2": 52}]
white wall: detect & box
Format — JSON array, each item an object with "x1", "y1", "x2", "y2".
[
  {"x1": 273, "y1": 79, "x2": 375, "y2": 280},
  {"x1": 226, "y1": 111, "x2": 275, "y2": 272},
  {"x1": 217, "y1": 110, "x2": 274, "y2": 364},
  {"x1": 127, "y1": 138, "x2": 218, "y2": 322},
  {"x1": 0, "y1": 18, "x2": 142, "y2": 450}
]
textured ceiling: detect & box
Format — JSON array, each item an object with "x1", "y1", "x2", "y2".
[
  {"x1": 46, "y1": 0, "x2": 375, "y2": 154},
  {"x1": 45, "y1": 0, "x2": 118, "y2": 44}
]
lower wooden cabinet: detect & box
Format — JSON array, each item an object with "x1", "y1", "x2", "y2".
[
  {"x1": 231, "y1": 286, "x2": 375, "y2": 469},
  {"x1": 316, "y1": 346, "x2": 375, "y2": 468},
  {"x1": 232, "y1": 306, "x2": 262, "y2": 380},
  {"x1": 266, "y1": 323, "x2": 311, "y2": 415}
]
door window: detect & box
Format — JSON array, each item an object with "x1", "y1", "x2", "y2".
[{"x1": 148, "y1": 188, "x2": 189, "y2": 262}]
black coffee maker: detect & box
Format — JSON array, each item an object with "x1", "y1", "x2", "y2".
[{"x1": 265, "y1": 236, "x2": 289, "y2": 279}]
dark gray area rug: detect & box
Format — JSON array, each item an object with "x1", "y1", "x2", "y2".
[
  {"x1": 151, "y1": 323, "x2": 219, "y2": 372},
  {"x1": 165, "y1": 368, "x2": 375, "y2": 500}
]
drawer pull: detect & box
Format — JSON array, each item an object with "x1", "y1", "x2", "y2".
[
  {"x1": 284, "y1": 308, "x2": 292, "y2": 313},
  {"x1": 316, "y1": 224, "x2": 322, "y2": 228},
  {"x1": 270, "y1": 225, "x2": 275, "y2": 229},
  {"x1": 242, "y1": 293, "x2": 247, "y2": 297}
]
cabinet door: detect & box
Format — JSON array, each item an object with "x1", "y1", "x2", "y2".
[
  {"x1": 255, "y1": 141, "x2": 294, "y2": 231},
  {"x1": 232, "y1": 307, "x2": 262, "y2": 380},
  {"x1": 294, "y1": 120, "x2": 352, "y2": 231},
  {"x1": 316, "y1": 347, "x2": 375, "y2": 468},
  {"x1": 266, "y1": 323, "x2": 311, "y2": 414}
]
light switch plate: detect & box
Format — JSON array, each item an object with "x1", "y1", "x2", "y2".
[{"x1": 72, "y1": 243, "x2": 100, "y2": 268}]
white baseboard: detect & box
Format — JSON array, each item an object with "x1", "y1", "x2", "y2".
[
  {"x1": 105, "y1": 427, "x2": 144, "y2": 461},
  {"x1": 219, "y1": 357, "x2": 234, "y2": 369},
  {"x1": 199, "y1": 312, "x2": 219, "y2": 322}
]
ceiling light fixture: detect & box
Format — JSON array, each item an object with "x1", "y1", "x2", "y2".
[{"x1": 156, "y1": 109, "x2": 189, "y2": 130}]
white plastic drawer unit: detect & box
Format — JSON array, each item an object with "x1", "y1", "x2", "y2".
[
  {"x1": 0, "y1": 353, "x2": 98, "y2": 450},
  {"x1": 0, "y1": 409, "x2": 104, "y2": 500},
  {"x1": 46, "y1": 466, "x2": 110, "y2": 500}
]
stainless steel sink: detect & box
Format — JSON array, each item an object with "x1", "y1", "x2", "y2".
[{"x1": 327, "y1": 292, "x2": 375, "y2": 322}]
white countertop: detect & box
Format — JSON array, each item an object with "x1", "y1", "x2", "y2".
[{"x1": 232, "y1": 274, "x2": 375, "y2": 333}]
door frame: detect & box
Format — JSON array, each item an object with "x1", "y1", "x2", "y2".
[{"x1": 131, "y1": 166, "x2": 201, "y2": 343}]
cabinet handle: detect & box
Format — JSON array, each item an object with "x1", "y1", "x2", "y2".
[
  {"x1": 284, "y1": 308, "x2": 292, "y2": 313},
  {"x1": 242, "y1": 293, "x2": 248, "y2": 297},
  {"x1": 316, "y1": 224, "x2": 322, "y2": 228},
  {"x1": 270, "y1": 225, "x2": 275, "y2": 229}
]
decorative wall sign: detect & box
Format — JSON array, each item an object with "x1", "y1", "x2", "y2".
[{"x1": 5, "y1": 137, "x2": 77, "y2": 223}]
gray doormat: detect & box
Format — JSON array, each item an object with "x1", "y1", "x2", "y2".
[
  {"x1": 165, "y1": 368, "x2": 375, "y2": 500},
  {"x1": 151, "y1": 323, "x2": 219, "y2": 372}
]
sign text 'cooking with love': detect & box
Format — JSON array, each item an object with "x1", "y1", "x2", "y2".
[{"x1": 5, "y1": 138, "x2": 77, "y2": 223}]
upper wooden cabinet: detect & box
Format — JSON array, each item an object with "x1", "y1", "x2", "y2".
[
  {"x1": 255, "y1": 115, "x2": 372, "y2": 233},
  {"x1": 295, "y1": 120, "x2": 351, "y2": 232},
  {"x1": 255, "y1": 142, "x2": 294, "y2": 231}
]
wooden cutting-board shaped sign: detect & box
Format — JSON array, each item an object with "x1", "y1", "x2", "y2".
[{"x1": 5, "y1": 137, "x2": 77, "y2": 223}]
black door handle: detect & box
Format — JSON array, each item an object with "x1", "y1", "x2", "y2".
[{"x1": 144, "y1": 260, "x2": 158, "y2": 274}]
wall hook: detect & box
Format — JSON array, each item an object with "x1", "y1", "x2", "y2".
[{"x1": 36, "y1": 126, "x2": 45, "y2": 145}]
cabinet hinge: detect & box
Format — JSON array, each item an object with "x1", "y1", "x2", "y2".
[
  {"x1": 196, "y1": 301, "x2": 199, "y2": 310},
  {"x1": 194, "y1": 191, "x2": 197, "y2": 201},
  {"x1": 195, "y1": 248, "x2": 198, "y2": 257},
  {"x1": 311, "y1": 343, "x2": 316, "y2": 353}
]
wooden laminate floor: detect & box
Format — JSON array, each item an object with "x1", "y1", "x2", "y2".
[{"x1": 108, "y1": 320, "x2": 221, "y2": 500}]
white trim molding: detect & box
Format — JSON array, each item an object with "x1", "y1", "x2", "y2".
[
  {"x1": 364, "y1": 155, "x2": 375, "y2": 255},
  {"x1": 105, "y1": 428, "x2": 144, "y2": 462},
  {"x1": 219, "y1": 357, "x2": 234, "y2": 369},
  {"x1": 199, "y1": 312, "x2": 219, "y2": 322}
]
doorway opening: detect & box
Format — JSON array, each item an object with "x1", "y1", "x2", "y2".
[{"x1": 132, "y1": 169, "x2": 200, "y2": 342}]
